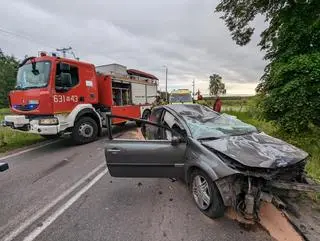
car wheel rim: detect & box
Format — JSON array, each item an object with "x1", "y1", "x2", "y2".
[
  {"x1": 79, "y1": 123, "x2": 94, "y2": 138},
  {"x1": 192, "y1": 175, "x2": 211, "y2": 210}
]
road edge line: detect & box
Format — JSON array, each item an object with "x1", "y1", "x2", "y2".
[
  {"x1": 2, "y1": 162, "x2": 106, "y2": 241},
  {"x1": 23, "y1": 169, "x2": 108, "y2": 241},
  {"x1": 0, "y1": 139, "x2": 61, "y2": 161}
]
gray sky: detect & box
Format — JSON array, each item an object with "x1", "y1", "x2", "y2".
[{"x1": 0, "y1": 0, "x2": 267, "y2": 95}]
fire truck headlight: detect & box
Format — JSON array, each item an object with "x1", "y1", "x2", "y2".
[
  {"x1": 28, "y1": 100, "x2": 39, "y2": 105},
  {"x1": 39, "y1": 118, "x2": 59, "y2": 125}
]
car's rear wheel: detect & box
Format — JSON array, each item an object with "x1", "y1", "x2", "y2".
[{"x1": 190, "y1": 169, "x2": 225, "y2": 218}]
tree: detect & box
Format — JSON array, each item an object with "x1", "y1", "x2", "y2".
[
  {"x1": 0, "y1": 49, "x2": 18, "y2": 108},
  {"x1": 209, "y1": 74, "x2": 226, "y2": 97},
  {"x1": 215, "y1": 0, "x2": 320, "y2": 132}
]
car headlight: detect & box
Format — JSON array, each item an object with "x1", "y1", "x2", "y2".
[{"x1": 39, "y1": 118, "x2": 59, "y2": 125}]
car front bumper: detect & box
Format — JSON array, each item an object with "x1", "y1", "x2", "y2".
[{"x1": 2, "y1": 115, "x2": 59, "y2": 135}]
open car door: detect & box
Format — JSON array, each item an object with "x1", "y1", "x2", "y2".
[{"x1": 105, "y1": 114, "x2": 186, "y2": 178}]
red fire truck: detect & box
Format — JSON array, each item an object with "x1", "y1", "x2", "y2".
[{"x1": 3, "y1": 52, "x2": 158, "y2": 144}]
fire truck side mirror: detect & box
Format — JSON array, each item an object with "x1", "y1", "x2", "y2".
[
  {"x1": 60, "y1": 73, "x2": 72, "y2": 87},
  {"x1": 56, "y1": 73, "x2": 72, "y2": 92},
  {"x1": 60, "y1": 63, "x2": 70, "y2": 72}
]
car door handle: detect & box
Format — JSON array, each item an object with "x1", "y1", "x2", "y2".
[{"x1": 106, "y1": 148, "x2": 121, "y2": 154}]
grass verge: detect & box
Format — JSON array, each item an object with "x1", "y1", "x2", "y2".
[
  {"x1": 0, "y1": 127, "x2": 44, "y2": 153},
  {"x1": 0, "y1": 108, "x2": 44, "y2": 153}
]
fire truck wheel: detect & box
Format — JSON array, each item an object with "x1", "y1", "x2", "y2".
[{"x1": 72, "y1": 117, "x2": 98, "y2": 144}]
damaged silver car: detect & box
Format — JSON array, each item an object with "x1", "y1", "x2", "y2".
[{"x1": 104, "y1": 104, "x2": 309, "y2": 220}]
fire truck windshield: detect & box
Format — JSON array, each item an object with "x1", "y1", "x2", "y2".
[{"x1": 16, "y1": 61, "x2": 51, "y2": 89}]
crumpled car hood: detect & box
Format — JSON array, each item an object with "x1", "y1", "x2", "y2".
[{"x1": 202, "y1": 132, "x2": 308, "y2": 168}]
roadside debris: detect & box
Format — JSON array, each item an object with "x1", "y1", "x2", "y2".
[{"x1": 259, "y1": 202, "x2": 303, "y2": 241}]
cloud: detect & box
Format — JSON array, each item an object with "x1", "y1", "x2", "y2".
[{"x1": 0, "y1": 0, "x2": 266, "y2": 95}]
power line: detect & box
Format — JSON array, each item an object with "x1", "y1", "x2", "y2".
[
  {"x1": 0, "y1": 27, "x2": 80, "y2": 60},
  {"x1": 0, "y1": 27, "x2": 55, "y2": 49}
]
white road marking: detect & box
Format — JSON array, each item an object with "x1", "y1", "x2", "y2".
[
  {"x1": 2, "y1": 162, "x2": 106, "y2": 241},
  {"x1": 23, "y1": 169, "x2": 108, "y2": 241},
  {"x1": 0, "y1": 139, "x2": 61, "y2": 161}
]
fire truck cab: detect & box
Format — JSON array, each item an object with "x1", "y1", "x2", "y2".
[{"x1": 3, "y1": 53, "x2": 158, "y2": 144}]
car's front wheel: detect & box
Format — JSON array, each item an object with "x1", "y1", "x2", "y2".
[{"x1": 190, "y1": 169, "x2": 225, "y2": 219}]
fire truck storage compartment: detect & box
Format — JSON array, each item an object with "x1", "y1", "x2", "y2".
[
  {"x1": 132, "y1": 83, "x2": 147, "y2": 105},
  {"x1": 146, "y1": 85, "x2": 156, "y2": 104},
  {"x1": 112, "y1": 81, "x2": 131, "y2": 106}
]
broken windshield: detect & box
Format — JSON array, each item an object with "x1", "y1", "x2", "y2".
[
  {"x1": 16, "y1": 61, "x2": 51, "y2": 89},
  {"x1": 175, "y1": 104, "x2": 257, "y2": 139}
]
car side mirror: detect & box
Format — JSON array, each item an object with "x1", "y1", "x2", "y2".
[
  {"x1": 0, "y1": 162, "x2": 9, "y2": 172},
  {"x1": 171, "y1": 136, "x2": 182, "y2": 146}
]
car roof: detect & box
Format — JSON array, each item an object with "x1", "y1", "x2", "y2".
[
  {"x1": 153, "y1": 104, "x2": 203, "y2": 117},
  {"x1": 164, "y1": 104, "x2": 199, "y2": 113}
]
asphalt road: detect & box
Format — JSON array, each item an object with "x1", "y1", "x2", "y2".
[{"x1": 0, "y1": 124, "x2": 272, "y2": 241}]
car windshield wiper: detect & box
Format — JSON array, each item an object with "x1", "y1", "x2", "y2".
[
  {"x1": 230, "y1": 130, "x2": 259, "y2": 136},
  {"x1": 197, "y1": 136, "x2": 221, "y2": 141},
  {"x1": 14, "y1": 85, "x2": 44, "y2": 90},
  {"x1": 15, "y1": 85, "x2": 25, "y2": 90}
]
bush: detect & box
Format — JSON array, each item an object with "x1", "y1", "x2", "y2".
[
  {"x1": 261, "y1": 53, "x2": 320, "y2": 133},
  {"x1": 0, "y1": 52, "x2": 18, "y2": 108}
]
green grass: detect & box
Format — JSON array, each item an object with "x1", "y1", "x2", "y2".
[
  {"x1": 0, "y1": 128, "x2": 44, "y2": 153},
  {"x1": 0, "y1": 108, "x2": 44, "y2": 153},
  {"x1": 225, "y1": 110, "x2": 320, "y2": 182},
  {"x1": 0, "y1": 108, "x2": 10, "y2": 120}
]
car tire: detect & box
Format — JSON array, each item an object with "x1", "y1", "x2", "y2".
[
  {"x1": 136, "y1": 110, "x2": 151, "y2": 127},
  {"x1": 190, "y1": 169, "x2": 225, "y2": 219},
  {"x1": 71, "y1": 117, "x2": 98, "y2": 145}
]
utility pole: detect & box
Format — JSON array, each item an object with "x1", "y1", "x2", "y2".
[
  {"x1": 192, "y1": 79, "x2": 195, "y2": 101},
  {"x1": 165, "y1": 67, "x2": 168, "y2": 102},
  {"x1": 162, "y1": 65, "x2": 168, "y2": 102}
]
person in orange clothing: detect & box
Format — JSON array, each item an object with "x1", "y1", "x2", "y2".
[{"x1": 213, "y1": 97, "x2": 222, "y2": 113}]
